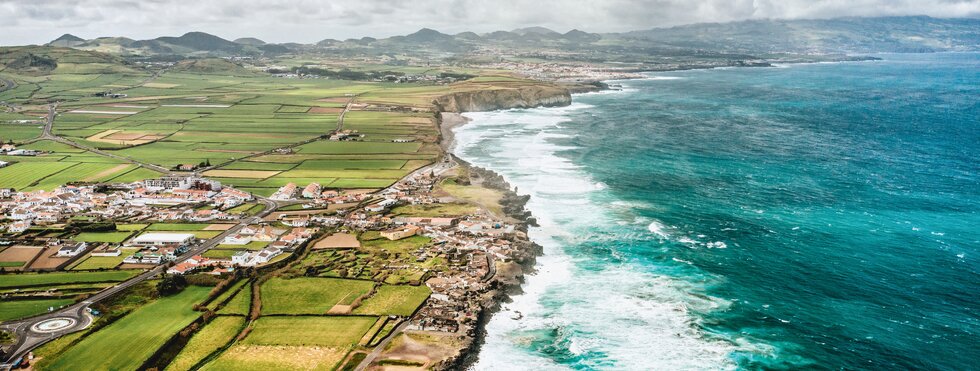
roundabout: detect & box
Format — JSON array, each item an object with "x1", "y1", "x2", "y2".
[{"x1": 30, "y1": 318, "x2": 76, "y2": 334}]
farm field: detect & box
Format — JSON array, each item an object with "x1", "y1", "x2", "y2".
[
  {"x1": 70, "y1": 254, "x2": 127, "y2": 270},
  {"x1": 244, "y1": 316, "x2": 377, "y2": 347},
  {"x1": 73, "y1": 231, "x2": 134, "y2": 243},
  {"x1": 0, "y1": 298, "x2": 74, "y2": 321},
  {"x1": 42, "y1": 286, "x2": 211, "y2": 370},
  {"x1": 0, "y1": 270, "x2": 137, "y2": 289},
  {"x1": 0, "y1": 246, "x2": 43, "y2": 270},
  {"x1": 206, "y1": 280, "x2": 248, "y2": 310},
  {"x1": 361, "y1": 235, "x2": 432, "y2": 255},
  {"x1": 260, "y1": 277, "x2": 373, "y2": 314},
  {"x1": 202, "y1": 345, "x2": 349, "y2": 371},
  {"x1": 166, "y1": 316, "x2": 245, "y2": 371},
  {"x1": 352, "y1": 285, "x2": 431, "y2": 316},
  {"x1": 216, "y1": 283, "x2": 251, "y2": 315}
]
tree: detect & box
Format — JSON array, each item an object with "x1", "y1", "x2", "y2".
[{"x1": 157, "y1": 274, "x2": 187, "y2": 296}]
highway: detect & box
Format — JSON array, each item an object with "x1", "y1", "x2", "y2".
[{"x1": 0, "y1": 198, "x2": 277, "y2": 367}]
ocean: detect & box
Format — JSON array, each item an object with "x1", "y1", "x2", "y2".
[{"x1": 453, "y1": 53, "x2": 979, "y2": 370}]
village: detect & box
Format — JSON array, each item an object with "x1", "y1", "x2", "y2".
[{"x1": 0, "y1": 157, "x2": 532, "y2": 349}]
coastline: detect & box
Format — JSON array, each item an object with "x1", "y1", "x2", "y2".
[{"x1": 426, "y1": 56, "x2": 882, "y2": 368}]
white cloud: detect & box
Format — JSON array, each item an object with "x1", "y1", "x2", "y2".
[{"x1": 0, "y1": 0, "x2": 977, "y2": 45}]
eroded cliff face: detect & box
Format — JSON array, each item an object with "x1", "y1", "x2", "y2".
[{"x1": 433, "y1": 85, "x2": 571, "y2": 113}]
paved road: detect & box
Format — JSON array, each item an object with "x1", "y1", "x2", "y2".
[
  {"x1": 29, "y1": 103, "x2": 172, "y2": 174},
  {"x1": 0, "y1": 77, "x2": 16, "y2": 95},
  {"x1": 379, "y1": 155, "x2": 457, "y2": 195},
  {"x1": 0, "y1": 198, "x2": 277, "y2": 367},
  {"x1": 354, "y1": 321, "x2": 409, "y2": 371}
]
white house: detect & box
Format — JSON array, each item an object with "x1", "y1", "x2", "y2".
[
  {"x1": 56, "y1": 242, "x2": 88, "y2": 257},
  {"x1": 231, "y1": 251, "x2": 251, "y2": 266},
  {"x1": 254, "y1": 246, "x2": 282, "y2": 264},
  {"x1": 8, "y1": 220, "x2": 31, "y2": 233},
  {"x1": 222, "y1": 233, "x2": 252, "y2": 245}
]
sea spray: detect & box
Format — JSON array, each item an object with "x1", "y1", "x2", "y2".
[{"x1": 455, "y1": 102, "x2": 740, "y2": 370}]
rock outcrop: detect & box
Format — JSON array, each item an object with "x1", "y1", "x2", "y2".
[{"x1": 433, "y1": 84, "x2": 571, "y2": 113}]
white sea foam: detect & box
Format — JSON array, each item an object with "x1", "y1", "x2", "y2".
[
  {"x1": 648, "y1": 220, "x2": 670, "y2": 239},
  {"x1": 457, "y1": 105, "x2": 738, "y2": 370}
]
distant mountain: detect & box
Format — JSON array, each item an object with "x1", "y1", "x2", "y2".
[
  {"x1": 512, "y1": 27, "x2": 562, "y2": 37},
  {"x1": 47, "y1": 34, "x2": 85, "y2": 47},
  {"x1": 155, "y1": 32, "x2": 241, "y2": 52},
  {"x1": 484, "y1": 30, "x2": 522, "y2": 41},
  {"x1": 562, "y1": 29, "x2": 601, "y2": 42},
  {"x1": 454, "y1": 32, "x2": 481, "y2": 40},
  {"x1": 28, "y1": 16, "x2": 980, "y2": 59},
  {"x1": 234, "y1": 37, "x2": 266, "y2": 46},
  {"x1": 624, "y1": 16, "x2": 980, "y2": 53},
  {"x1": 402, "y1": 28, "x2": 454, "y2": 43}
]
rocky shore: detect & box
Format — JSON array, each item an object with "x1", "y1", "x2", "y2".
[
  {"x1": 433, "y1": 84, "x2": 571, "y2": 113},
  {"x1": 427, "y1": 85, "x2": 570, "y2": 369}
]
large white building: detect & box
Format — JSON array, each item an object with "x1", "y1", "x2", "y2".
[{"x1": 129, "y1": 232, "x2": 195, "y2": 247}]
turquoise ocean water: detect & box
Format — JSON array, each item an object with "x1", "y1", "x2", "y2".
[{"x1": 454, "y1": 53, "x2": 979, "y2": 370}]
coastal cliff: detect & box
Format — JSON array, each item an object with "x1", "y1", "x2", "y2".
[{"x1": 433, "y1": 84, "x2": 571, "y2": 112}]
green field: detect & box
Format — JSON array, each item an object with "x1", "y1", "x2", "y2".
[
  {"x1": 73, "y1": 231, "x2": 133, "y2": 243},
  {"x1": 201, "y1": 345, "x2": 350, "y2": 371},
  {"x1": 70, "y1": 255, "x2": 126, "y2": 270},
  {"x1": 115, "y1": 223, "x2": 149, "y2": 231},
  {"x1": 261, "y1": 277, "x2": 373, "y2": 314},
  {"x1": 146, "y1": 223, "x2": 211, "y2": 231},
  {"x1": 44, "y1": 286, "x2": 210, "y2": 370},
  {"x1": 0, "y1": 161, "x2": 77, "y2": 190},
  {"x1": 0, "y1": 298, "x2": 75, "y2": 321},
  {"x1": 361, "y1": 235, "x2": 432, "y2": 255},
  {"x1": 217, "y1": 283, "x2": 251, "y2": 315},
  {"x1": 207, "y1": 279, "x2": 248, "y2": 310},
  {"x1": 0, "y1": 270, "x2": 137, "y2": 289},
  {"x1": 166, "y1": 316, "x2": 245, "y2": 371},
  {"x1": 352, "y1": 285, "x2": 431, "y2": 316},
  {"x1": 244, "y1": 316, "x2": 377, "y2": 347}
]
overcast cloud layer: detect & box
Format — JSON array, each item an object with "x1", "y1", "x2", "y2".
[{"x1": 1, "y1": 0, "x2": 978, "y2": 45}]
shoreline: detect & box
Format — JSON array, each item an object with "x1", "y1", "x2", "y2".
[{"x1": 428, "y1": 57, "x2": 873, "y2": 368}]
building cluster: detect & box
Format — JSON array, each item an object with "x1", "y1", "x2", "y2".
[
  {"x1": 0, "y1": 143, "x2": 41, "y2": 156},
  {"x1": 270, "y1": 182, "x2": 369, "y2": 204},
  {"x1": 0, "y1": 177, "x2": 256, "y2": 233},
  {"x1": 473, "y1": 58, "x2": 645, "y2": 82},
  {"x1": 222, "y1": 224, "x2": 319, "y2": 267},
  {"x1": 122, "y1": 232, "x2": 195, "y2": 265},
  {"x1": 296, "y1": 165, "x2": 523, "y2": 337}
]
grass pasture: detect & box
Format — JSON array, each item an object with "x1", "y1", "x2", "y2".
[
  {"x1": 244, "y1": 316, "x2": 377, "y2": 347},
  {"x1": 166, "y1": 316, "x2": 245, "y2": 371},
  {"x1": 217, "y1": 283, "x2": 251, "y2": 315},
  {"x1": 44, "y1": 286, "x2": 210, "y2": 370},
  {"x1": 0, "y1": 270, "x2": 137, "y2": 289},
  {"x1": 203, "y1": 345, "x2": 349, "y2": 371},
  {"x1": 0, "y1": 298, "x2": 75, "y2": 321},
  {"x1": 261, "y1": 277, "x2": 374, "y2": 315},
  {"x1": 70, "y1": 254, "x2": 127, "y2": 270},
  {"x1": 73, "y1": 231, "x2": 133, "y2": 243},
  {"x1": 353, "y1": 285, "x2": 431, "y2": 316}
]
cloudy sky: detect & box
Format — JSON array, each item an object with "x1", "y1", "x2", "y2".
[{"x1": 1, "y1": 0, "x2": 978, "y2": 45}]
